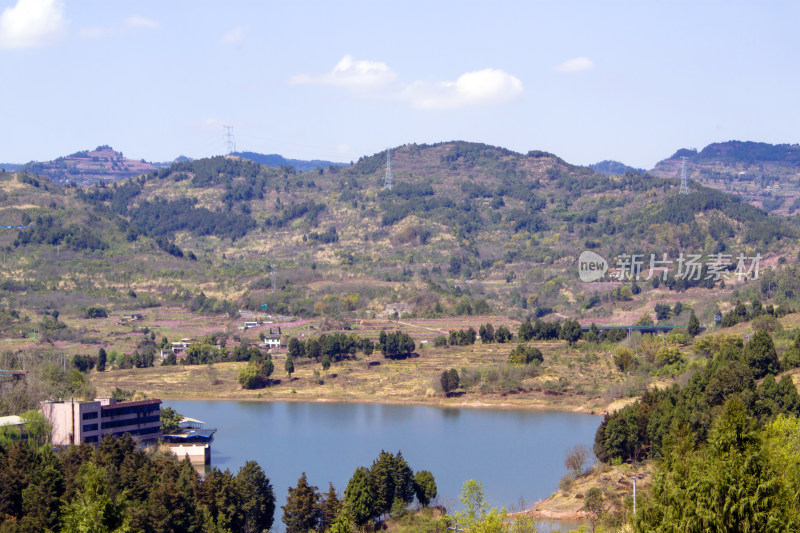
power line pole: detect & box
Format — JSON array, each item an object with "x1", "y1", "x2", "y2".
[
  {"x1": 679, "y1": 156, "x2": 689, "y2": 195},
  {"x1": 223, "y1": 125, "x2": 236, "y2": 155},
  {"x1": 384, "y1": 149, "x2": 394, "y2": 190}
]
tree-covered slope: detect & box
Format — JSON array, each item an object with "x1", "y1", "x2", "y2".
[
  {"x1": 32, "y1": 140, "x2": 792, "y2": 322},
  {"x1": 651, "y1": 140, "x2": 800, "y2": 215}
]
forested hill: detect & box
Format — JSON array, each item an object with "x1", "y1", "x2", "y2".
[
  {"x1": 232, "y1": 151, "x2": 347, "y2": 172},
  {"x1": 18, "y1": 146, "x2": 156, "y2": 186},
  {"x1": 4, "y1": 140, "x2": 782, "y2": 322},
  {"x1": 650, "y1": 140, "x2": 800, "y2": 215}
]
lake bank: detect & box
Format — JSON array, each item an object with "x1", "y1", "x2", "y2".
[{"x1": 91, "y1": 356, "x2": 627, "y2": 416}]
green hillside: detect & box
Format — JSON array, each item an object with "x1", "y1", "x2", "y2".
[{"x1": 2, "y1": 141, "x2": 796, "y2": 327}]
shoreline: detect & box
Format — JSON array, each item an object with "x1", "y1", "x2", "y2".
[{"x1": 152, "y1": 391, "x2": 608, "y2": 416}]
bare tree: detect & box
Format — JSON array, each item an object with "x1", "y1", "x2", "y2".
[{"x1": 564, "y1": 444, "x2": 590, "y2": 478}]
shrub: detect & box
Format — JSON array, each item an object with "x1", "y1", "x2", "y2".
[
  {"x1": 84, "y1": 306, "x2": 108, "y2": 319},
  {"x1": 507, "y1": 344, "x2": 543, "y2": 365}
]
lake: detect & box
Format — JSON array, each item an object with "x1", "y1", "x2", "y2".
[{"x1": 166, "y1": 400, "x2": 600, "y2": 529}]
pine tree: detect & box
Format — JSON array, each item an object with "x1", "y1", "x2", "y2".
[
  {"x1": 318, "y1": 482, "x2": 340, "y2": 532},
  {"x1": 687, "y1": 311, "x2": 701, "y2": 337},
  {"x1": 285, "y1": 354, "x2": 294, "y2": 379},
  {"x1": 282, "y1": 473, "x2": 321, "y2": 533},
  {"x1": 344, "y1": 466, "x2": 374, "y2": 528},
  {"x1": 97, "y1": 348, "x2": 107, "y2": 372},
  {"x1": 236, "y1": 460, "x2": 275, "y2": 533}
]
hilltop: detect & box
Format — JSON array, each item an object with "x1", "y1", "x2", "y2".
[
  {"x1": 232, "y1": 151, "x2": 347, "y2": 172},
  {"x1": 650, "y1": 140, "x2": 800, "y2": 215},
  {"x1": 18, "y1": 146, "x2": 156, "y2": 186}
]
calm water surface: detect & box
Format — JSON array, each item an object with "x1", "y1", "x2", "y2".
[{"x1": 167, "y1": 400, "x2": 599, "y2": 528}]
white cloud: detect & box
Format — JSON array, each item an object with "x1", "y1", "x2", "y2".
[
  {"x1": 291, "y1": 56, "x2": 523, "y2": 110},
  {"x1": 79, "y1": 26, "x2": 113, "y2": 39},
  {"x1": 221, "y1": 25, "x2": 247, "y2": 44},
  {"x1": 290, "y1": 55, "x2": 398, "y2": 91},
  {"x1": 79, "y1": 14, "x2": 158, "y2": 40},
  {"x1": 554, "y1": 57, "x2": 595, "y2": 73},
  {"x1": 403, "y1": 68, "x2": 523, "y2": 110},
  {"x1": 0, "y1": 0, "x2": 66, "y2": 49},
  {"x1": 124, "y1": 15, "x2": 159, "y2": 30}
]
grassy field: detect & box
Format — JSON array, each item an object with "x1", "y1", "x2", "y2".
[{"x1": 90, "y1": 313, "x2": 677, "y2": 414}]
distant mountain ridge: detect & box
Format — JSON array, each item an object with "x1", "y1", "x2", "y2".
[
  {"x1": 590, "y1": 160, "x2": 644, "y2": 175},
  {"x1": 231, "y1": 151, "x2": 348, "y2": 172},
  {"x1": 650, "y1": 140, "x2": 800, "y2": 215}
]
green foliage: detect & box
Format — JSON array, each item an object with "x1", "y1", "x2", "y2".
[
  {"x1": 453, "y1": 479, "x2": 492, "y2": 530},
  {"x1": 282, "y1": 472, "x2": 321, "y2": 533},
  {"x1": 413, "y1": 470, "x2": 437, "y2": 507},
  {"x1": 636, "y1": 399, "x2": 800, "y2": 531},
  {"x1": 84, "y1": 306, "x2": 108, "y2": 319},
  {"x1": 613, "y1": 347, "x2": 638, "y2": 373},
  {"x1": 97, "y1": 348, "x2": 107, "y2": 372},
  {"x1": 447, "y1": 327, "x2": 477, "y2": 346},
  {"x1": 440, "y1": 368, "x2": 459, "y2": 395},
  {"x1": 61, "y1": 462, "x2": 131, "y2": 532},
  {"x1": 344, "y1": 466, "x2": 373, "y2": 528},
  {"x1": 595, "y1": 331, "x2": 800, "y2": 465},
  {"x1": 160, "y1": 406, "x2": 183, "y2": 434},
  {"x1": 285, "y1": 354, "x2": 295, "y2": 377},
  {"x1": 687, "y1": 311, "x2": 701, "y2": 337},
  {"x1": 654, "y1": 346, "x2": 684, "y2": 368},
  {"x1": 378, "y1": 330, "x2": 416, "y2": 358},
  {"x1": 745, "y1": 329, "x2": 780, "y2": 379},
  {"x1": 238, "y1": 356, "x2": 273, "y2": 389},
  {"x1": 559, "y1": 319, "x2": 582, "y2": 345},
  {"x1": 507, "y1": 344, "x2": 543, "y2": 365}
]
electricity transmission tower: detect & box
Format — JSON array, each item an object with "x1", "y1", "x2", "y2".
[
  {"x1": 679, "y1": 156, "x2": 689, "y2": 195},
  {"x1": 383, "y1": 149, "x2": 394, "y2": 190},
  {"x1": 223, "y1": 125, "x2": 236, "y2": 155}
]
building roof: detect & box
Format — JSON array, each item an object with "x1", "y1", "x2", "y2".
[
  {"x1": 162, "y1": 428, "x2": 216, "y2": 443},
  {"x1": 0, "y1": 415, "x2": 24, "y2": 428}
]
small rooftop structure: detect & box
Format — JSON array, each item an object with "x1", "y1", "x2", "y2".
[
  {"x1": 163, "y1": 416, "x2": 216, "y2": 465},
  {"x1": 0, "y1": 415, "x2": 25, "y2": 429},
  {"x1": 179, "y1": 416, "x2": 205, "y2": 430},
  {"x1": 0, "y1": 370, "x2": 27, "y2": 382}
]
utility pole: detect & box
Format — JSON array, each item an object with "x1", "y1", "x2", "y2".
[
  {"x1": 223, "y1": 125, "x2": 236, "y2": 155},
  {"x1": 679, "y1": 156, "x2": 689, "y2": 195},
  {"x1": 384, "y1": 149, "x2": 394, "y2": 190}
]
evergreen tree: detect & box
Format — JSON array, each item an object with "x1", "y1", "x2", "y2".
[
  {"x1": 285, "y1": 354, "x2": 294, "y2": 379},
  {"x1": 560, "y1": 319, "x2": 582, "y2": 345},
  {"x1": 344, "y1": 466, "x2": 374, "y2": 528},
  {"x1": 687, "y1": 311, "x2": 701, "y2": 337},
  {"x1": 745, "y1": 329, "x2": 780, "y2": 379},
  {"x1": 236, "y1": 460, "x2": 275, "y2": 533},
  {"x1": 282, "y1": 473, "x2": 321, "y2": 533},
  {"x1": 318, "y1": 483, "x2": 340, "y2": 532},
  {"x1": 61, "y1": 462, "x2": 131, "y2": 533},
  {"x1": 97, "y1": 348, "x2": 107, "y2": 372},
  {"x1": 518, "y1": 319, "x2": 534, "y2": 341},
  {"x1": 413, "y1": 470, "x2": 437, "y2": 507},
  {"x1": 287, "y1": 338, "x2": 305, "y2": 360}
]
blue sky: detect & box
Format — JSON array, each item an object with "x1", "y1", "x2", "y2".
[{"x1": 1, "y1": 1, "x2": 798, "y2": 168}]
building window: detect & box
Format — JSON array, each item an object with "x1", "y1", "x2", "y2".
[
  {"x1": 82, "y1": 412, "x2": 98, "y2": 420},
  {"x1": 82, "y1": 423, "x2": 98, "y2": 432},
  {"x1": 84, "y1": 436, "x2": 98, "y2": 443}
]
